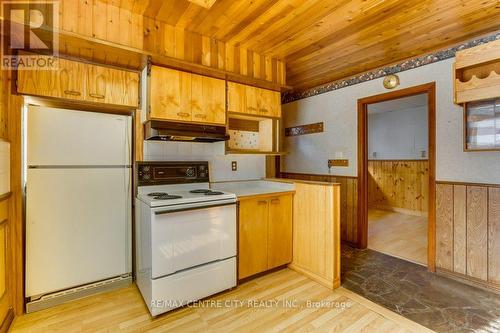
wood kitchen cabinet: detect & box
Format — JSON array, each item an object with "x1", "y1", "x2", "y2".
[
  {"x1": 148, "y1": 66, "x2": 226, "y2": 125},
  {"x1": 17, "y1": 57, "x2": 139, "y2": 107},
  {"x1": 87, "y1": 65, "x2": 140, "y2": 107},
  {"x1": 227, "y1": 82, "x2": 281, "y2": 118},
  {"x1": 150, "y1": 66, "x2": 191, "y2": 121},
  {"x1": 238, "y1": 193, "x2": 293, "y2": 279},
  {"x1": 238, "y1": 198, "x2": 269, "y2": 279}
]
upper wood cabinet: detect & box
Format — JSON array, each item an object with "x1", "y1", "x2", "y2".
[
  {"x1": 238, "y1": 193, "x2": 293, "y2": 279},
  {"x1": 17, "y1": 58, "x2": 139, "y2": 107},
  {"x1": 148, "y1": 66, "x2": 226, "y2": 125},
  {"x1": 227, "y1": 82, "x2": 281, "y2": 118},
  {"x1": 87, "y1": 65, "x2": 140, "y2": 107}
]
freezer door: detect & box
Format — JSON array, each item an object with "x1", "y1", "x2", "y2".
[
  {"x1": 26, "y1": 168, "x2": 131, "y2": 298},
  {"x1": 27, "y1": 106, "x2": 131, "y2": 166}
]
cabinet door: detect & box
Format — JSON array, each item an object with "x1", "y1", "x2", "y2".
[
  {"x1": 17, "y1": 58, "x2": 84, "y2": 100},
  {"x1": 190, "y1": 75, "x2": 225, "y2": 125},
  {"x1": 57, "y1": 59, "x2": 86, "y2": 100},
  {"x1": 150, "y1": 67, "x2": 192, "y2": 121},
  {"x1": 258, "y1": 89, "x2": 281, "y2": 118},
  {"x1": 87, "y1": 65, "x2": 139, "y2": 107},
  {"x1": 227, "y1": 82, "x2": 246, "y2": 113},
  {"x1": 245, "y1": 85, "x2": 260, "y2": 115},
  {"x1": 238, "y1": 198, "x2": 269, "y2": 279},
  {"x1": 268, "y1": 194, "x2": 293, "y2": 268},
  {"x1": 263, "y1": 89, "x2": 281, "y2": 118}
]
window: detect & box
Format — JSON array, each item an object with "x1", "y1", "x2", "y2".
[{"x1": 465, "y1": 98, "x2": 500, "y2": 151}]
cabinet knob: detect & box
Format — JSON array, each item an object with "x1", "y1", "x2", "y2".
[
  {"x1": 259, "y1": 108, "x2": 269, "y2": 113},
  {"x1": 270, "y1": 198, "x2": 280, "y2": 204},
  {"x1": 257, "y1": 200, "x2": 268, "y2": 205},
  {"x1": 64, "y1": 90, "x2": 81, "y2": 96},
  {"x1": 177, "y1": 112, "x2": 190, "y2": 117},
  {"x1": 247, "y1": 106, "x2": 257, "y2": 111},
  {"x1": 194, "y1": 114, "x2": 207, "y2": 119},
  {"x1": 89, "y1": 93, "x2": 105, "y2": 99}
]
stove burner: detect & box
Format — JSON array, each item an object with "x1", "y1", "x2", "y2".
[
  {"x1": 205, "y1": 191, "x2": 225, "y2": 196},
  {"x1": 153, "y1": 194, "x2": 183, "y2": 200},
  {"x1": 147, "y1": 192, "x2": 168, "y2": 197},
  {"x1": 190, "y1": 189, "x2": 211, "y2": 194}
]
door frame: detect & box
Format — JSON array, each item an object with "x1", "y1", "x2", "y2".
[{"x1": 357, "y1": 82, "x2": 436, "y2": 272}]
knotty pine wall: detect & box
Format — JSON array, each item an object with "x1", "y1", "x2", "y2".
[
  {"x1": 280, "y1": 172, "x2": 358, "y2": 245},
  {"x1": 436, "y1": 182, "x2": 499, "y2": 291},
  {"x1": 57, "y1": 1, "x2": 286, "y2": 85},
  {"x1": 368, "y1": 160, "x2": 429, "y2": 215}
]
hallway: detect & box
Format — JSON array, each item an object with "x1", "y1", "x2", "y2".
[{"x1": 368, "y1": 209, "x2": 427, "y2": 265}]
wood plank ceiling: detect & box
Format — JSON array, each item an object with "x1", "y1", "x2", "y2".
[{"x1": 102, "y1": 0, "x2": 500, "y2": 91}]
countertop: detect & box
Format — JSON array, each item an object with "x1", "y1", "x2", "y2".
[{"x1": 211, "y1": 180, "x2": 295, "y2": 199}]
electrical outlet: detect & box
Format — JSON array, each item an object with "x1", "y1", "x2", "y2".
[{"x1": 231, "y1": 161, "x2": 237, "y2": 171}]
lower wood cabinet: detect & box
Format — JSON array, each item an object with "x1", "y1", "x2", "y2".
[{"x1": 238, "y1": 193, "x2": 293, "y2": 279}]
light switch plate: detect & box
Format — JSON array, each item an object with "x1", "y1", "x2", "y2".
[
  {"x1": 328, "y1": 159, "x2": 349, "y2": 167},
  {"x1": 231, "y1": 161, "x2": 237, "y2": 171}
]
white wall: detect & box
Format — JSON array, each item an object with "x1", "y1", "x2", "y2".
[
  {"x1": 368, "y1": 106, "x2": 428, "y2": 160},
  {"x1": 143, "y1": 141, "x2": 266, "y2": 182},
  {"x1": 282, "y1": 58, "x2": 500, "y2": 184}
]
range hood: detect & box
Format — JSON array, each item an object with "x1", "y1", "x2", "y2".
[{"x1": 144, "y1": 120, "x2": 230, "y2": 142}]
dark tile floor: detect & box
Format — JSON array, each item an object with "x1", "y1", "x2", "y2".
[{"x1": 341, "y1": 244, "x2": 500, "y2": 333}]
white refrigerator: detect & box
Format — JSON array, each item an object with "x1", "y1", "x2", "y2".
[{"x1": 25, "y1": 106, "x2": 132, "y2": 311}]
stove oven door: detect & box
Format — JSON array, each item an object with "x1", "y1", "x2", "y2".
[{"x1": 150, "y1": 203, "x2": 236, "y2": 279}]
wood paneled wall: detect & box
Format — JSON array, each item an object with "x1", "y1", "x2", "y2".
[
  {"x1": 56, "y1": 0, "x2": 286, "y2": 85},
  {"x1": 436, "y1": 182, "x2": 500, "y2": 291},
  {"x1": 368, "y1": 160, "x2": 429, "y2": 214},
  {"x1": 279, "y1": 172, "x2": 358, "y2": 245}
]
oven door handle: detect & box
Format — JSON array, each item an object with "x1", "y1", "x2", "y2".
[{"x1": 154, "y1": 202, "x2": 236, "y2": 215}]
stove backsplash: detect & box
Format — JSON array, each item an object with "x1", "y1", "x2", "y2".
[{"x1": 143, "y1": 141, "x2": 266, "y2": 182}]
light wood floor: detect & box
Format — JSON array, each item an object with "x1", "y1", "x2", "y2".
[
  {"x1": 11, "y1": 269, "x2": 433, "y2": 333},
  {"x1": 368, "y1": 209, "x2": 427, "y2": 265}
]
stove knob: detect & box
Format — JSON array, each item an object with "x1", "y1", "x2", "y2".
[{"x1": 186, "y1": 168, "x2": 195, "y2": 177}]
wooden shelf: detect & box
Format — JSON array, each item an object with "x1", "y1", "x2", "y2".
[
  {"x1": 454, "y1": 39, "x2": 500, "y2": 104},
  {"x1": 226, "y1": 113, "x2": 283, "y2": 155}
]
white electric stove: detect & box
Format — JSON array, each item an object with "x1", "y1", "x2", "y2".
[{"x1": 135, "y1": 161, "x2": 237, "y2": 316}]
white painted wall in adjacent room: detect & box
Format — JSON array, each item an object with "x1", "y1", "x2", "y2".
[
  {"x1": 282, "y1": 57, "x2": 500, "y2": 184},
  {"x1": 143, "y1": 141, "x2": 266, "y2": 182},
  {"x1": 368, "y1": 106, "x2": 428, "y2": 160}
]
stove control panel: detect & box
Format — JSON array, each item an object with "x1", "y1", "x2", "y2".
[{"x1": 137, "y1": 161, "x2": 210, "y2": 186}]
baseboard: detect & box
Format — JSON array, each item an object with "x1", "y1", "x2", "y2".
[
  {"x1": 26, "y1": 274, "x2": 132, "y2": 313},
  {"x1": 436, "y1": 268, "x2": 500, "y2": 295},
  {"x1": 0, "y1": 308, "x2": 14, "y2": 333},
  {"x1": 288, "y1": 263, "x2": 339, "y2": 290},
  {"x1": 369, "y1": 205, "x2": 428, "y2": 217}
]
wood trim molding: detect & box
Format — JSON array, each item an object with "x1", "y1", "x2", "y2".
[
  {"x1": 0, "y1": 193, "x2": 11, "y2": 203},
  {"x1": 0, "y1": 308, "x2": 14, "y2": 333},
  {"x1": 436, "y1": 180, "x2": 500, "y2": 188},
  {"x1": 357, "y1": 82, "x2": 437, "y2": 272},
  {"x1": 279, "y1": 172, "x2": 358, "y2": 180}
]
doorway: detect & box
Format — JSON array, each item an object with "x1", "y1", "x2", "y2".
[{"x1": 357, "y1": 83, "x2": 436, "y2": 271}]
